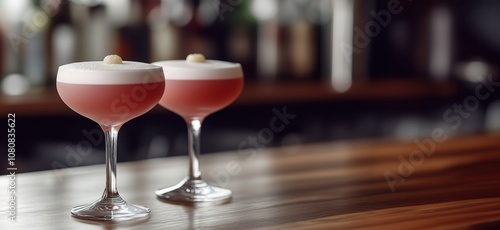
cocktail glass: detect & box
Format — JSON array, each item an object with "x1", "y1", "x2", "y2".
[
  {"x1": 153, "y1": 58, "x2": 243, "y2": 203},
  {"x1": 56, "y1": 58, "x2": 165, "y2": 220}
]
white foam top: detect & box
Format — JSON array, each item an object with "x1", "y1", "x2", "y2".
[
  {"x1": 152, "y1": 60, "x2": 243, "y2": 80},
  {"x1": 57, "y1": 61, "x2": 165, "y2": 84}
]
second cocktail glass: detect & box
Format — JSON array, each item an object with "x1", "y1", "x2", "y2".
[{"x1": 153, "y1": 55, "x2": 243, "y2": 203}]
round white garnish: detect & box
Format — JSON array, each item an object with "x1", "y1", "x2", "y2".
[
  {"x1": 186, "y1": 53, "x2": 206, "y2": 63},
  {"x1": 103, "y1": 54, "x2": 123, "y2": 64}
]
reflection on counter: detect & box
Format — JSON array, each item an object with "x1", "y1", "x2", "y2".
[{"x1": 2, "y1": 0, "x2": 500, "y2": 174}]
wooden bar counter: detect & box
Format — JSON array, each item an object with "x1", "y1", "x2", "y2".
[{"x1": 2, "y1": 133, "x2": 500, "y2": 229}]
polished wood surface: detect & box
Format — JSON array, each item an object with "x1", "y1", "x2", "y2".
[{"x1": 2, "y1": 133, "x2": 500, "y2": 229}]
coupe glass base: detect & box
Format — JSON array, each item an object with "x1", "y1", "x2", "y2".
[
  {"x1": 156, "y1": 178, "x2": 232, "y2": 203},
  {"x1": 70, "y1": 195, "x2": 150, "y2": 221}
]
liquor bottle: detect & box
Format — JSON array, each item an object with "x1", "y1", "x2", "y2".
[
  {"x1": 49, "y1": 1, "x2": 75, "y2": 85},
  {"x1": 148, "y1": 0, "x2": 180, "y2": 61},
  {"x1": 251, "y1": 0, "x2": 280, "y2": 81},
  {"x1": 288, "y1": 14, "x2": 316, "y2": 80},
  {"x1": 222, "y1": 0, "x2": 257, "y2": 80},
  {"x1": 114, "y1": 0, "x2": 150, "y2": 62}
]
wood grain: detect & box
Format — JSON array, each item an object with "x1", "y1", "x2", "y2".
[{"x1": 1, "y1": 133, "x2": 500, "y2": 229}]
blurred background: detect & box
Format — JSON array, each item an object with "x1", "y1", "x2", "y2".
[{"x1": 2, "y1": 0, "x2": 500, "y2": 174}]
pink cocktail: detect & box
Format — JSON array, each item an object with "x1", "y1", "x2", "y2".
[
  {"x1": 58, "y1": 83, "x2": 164, "y2": 125},
  {"x1": 57, "y1": 58, "x2": 165, "y2": 220},
  {"x1": 159, "y1": 78, "x2": 243, "y2": 118},
  {"x1": 153, "y1": 58, "x2": 243, "y2": 203}
]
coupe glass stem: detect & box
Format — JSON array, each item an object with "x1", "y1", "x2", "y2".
[
  {"x1": 156, "y1": 116, "x2": 232, "y2": 203},
  {"x1": 102, "y1": 124, "x2": 121, "y2": 198},
  {"x1": 71, "y1": 123, "x2": 150, "y2": 220},
  {"x1": 187, "y1": 118, "x2": 203, "y2": 180}
]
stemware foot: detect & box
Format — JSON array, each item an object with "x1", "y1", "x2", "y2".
[
  {"x1": 156, "y1": 178, "x2": 232, "y2": 203},
  {"x1": 71, "y1": 195, "x2": 150, "y2": 221}
]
